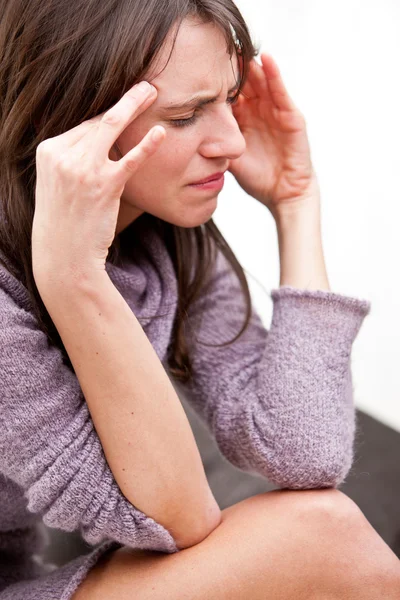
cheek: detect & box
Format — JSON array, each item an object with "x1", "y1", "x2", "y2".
[
  {"x1": 118, "y1": 120, "x2": 198, "y2": 176},
  {"x1": 154, "y1": 130, "x2": 197, "y2": 172}
]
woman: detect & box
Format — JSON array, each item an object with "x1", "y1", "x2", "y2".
[{"x1": 0, "y1": 0, "x2": 399, "y2": 598}]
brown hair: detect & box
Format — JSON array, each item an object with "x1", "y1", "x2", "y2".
[{"x1": 0, "y1": 0, "x2": 260, "y2": 383}]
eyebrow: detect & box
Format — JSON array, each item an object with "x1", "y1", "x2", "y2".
[{"x1": 158, "y1": 81, "x2": 241, "y2": 113}]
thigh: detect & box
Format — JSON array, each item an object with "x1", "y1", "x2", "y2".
[{"x1": 71, "y1": 488, "x2": 397, "y2": 600}]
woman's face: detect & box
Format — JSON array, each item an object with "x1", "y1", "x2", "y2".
[{"x1": 114, "y1": 17, "x2": 247, "y2": 234}]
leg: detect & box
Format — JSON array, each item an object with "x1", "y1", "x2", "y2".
[{"x1": 72, "y1": 489, "x2": 400, "y2": 600}]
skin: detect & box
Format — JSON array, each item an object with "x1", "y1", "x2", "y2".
[
  {"x1": 112, "y1": 13, "x2": 321, "y2": 238},
  {"x1": 72, "y1": 489, "x2": 400, "y2": 600},
  {"x1": 112, "y1": 17, "x2": 246, "y2": 234},
  {"x1": 35, "y1": 16, "x2": 323, "y2": 275},
  {"x1": 45, "y1": 16, "x2": 400, "y2": 600}
]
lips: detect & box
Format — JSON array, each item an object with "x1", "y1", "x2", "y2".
[{"x1": 189, "y1": 171, "x2": 225, "y2": 185}]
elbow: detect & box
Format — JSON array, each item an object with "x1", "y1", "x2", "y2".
[{"x1": 172, "y1": 501, "x2": 223, "y2": 551}]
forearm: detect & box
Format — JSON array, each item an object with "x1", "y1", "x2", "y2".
[
  {"x1": 274, "y1": 198, "x2": 330, "y2": 291},
  {"x1": 36, "y1": 270, "x2": 221, "y2": 549}
]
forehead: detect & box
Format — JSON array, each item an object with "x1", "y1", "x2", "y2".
[{"x1": 146, "y1": 17, "x2": 239, "y2": 92}]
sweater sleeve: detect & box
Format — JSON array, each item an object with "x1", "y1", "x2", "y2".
[
  {"x1": 173, "y1": 249, "x2": 371, "y2": 490},
  {"x1": 0, "y1": 284, "x2": 179, "y2": 554}
]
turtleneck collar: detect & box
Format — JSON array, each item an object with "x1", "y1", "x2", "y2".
[{"x1": 105, "y1": 220, "x2": 178, "y2": 364}]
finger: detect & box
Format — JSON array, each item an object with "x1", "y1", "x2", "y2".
[
  {"x1": 240, "y1": 63, "x2": 258, "y2": 100},
  {"x1": 231, "y1": 92, "x2": 246, "y2": 115},
  {"x1": 247, "y1": 58, "x2": 269, "y2": 98},
  {"x1": 93, "y1": 82, "x2": 157, "y2": 162},
  {"x1": 260, "y1": 53, "x2": 297, "y2": 111},
  {"x1": 115, "y1": 125, "x2": 166, "y2": 183},
  {"x1": 48, "y1": 117, "x2": 100, "y2": 150}
]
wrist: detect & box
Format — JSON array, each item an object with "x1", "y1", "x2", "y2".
[
  {"x1": 34, "y1": 263, "x2": 111, "y2": 305},
  {"x1": 272, "y1": 197, "x2": 330, "y2": 291},
  {"x1": 271, "y1": 169, "x2": 322, "y2": 225},
  {"x1": 273, "y1": 194, "x2": 322, "y2": 231}
]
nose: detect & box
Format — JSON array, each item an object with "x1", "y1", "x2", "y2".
[{"x1": 198, "y1": 106, "x2": 246, "y2": 160}]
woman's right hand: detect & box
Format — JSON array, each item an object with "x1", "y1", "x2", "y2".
[{"x1": 32, "y1": 80, "x2": 165, "y2": 288}]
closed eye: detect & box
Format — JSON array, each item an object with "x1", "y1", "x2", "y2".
[{"x1": 170, "y1": 95, "x2": 239, "y2": 128}]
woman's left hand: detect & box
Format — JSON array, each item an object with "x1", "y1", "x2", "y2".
[{"x1": 228, "y1": 53, "x2": 320, "y2": 218}]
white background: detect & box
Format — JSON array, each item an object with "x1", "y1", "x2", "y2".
[{"x1": 213, "y1": 0, "x2": 400, "y2": 431}]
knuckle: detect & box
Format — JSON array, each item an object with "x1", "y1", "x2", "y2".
[
  {"x1": 123, "y1": 157, "x2": 138, "y2": 173},
  {"x1": 141, "y1": 141, "x2": 154, "y2": 156},
  {"x1": 124, "y1": 144, "x2": 151, "y2": 171},
  {"x1": 36, "y1": 139, "x2": 54, "y2": 159},
  {"x1": 125, "y1": 92, "x2": 141, "y2": 106},
  {"x1": 101, "y1": 93, "x2": 145, "y2": 128},
  {"x1": 101, "y1": 111, "x2": 122, "y2": 126},
  {"x1": 55, "y1": 152, "x2": 87, "y2": 177},
  {"x1": 54, "y1": 154, "x2": 74, "y2": 174}
]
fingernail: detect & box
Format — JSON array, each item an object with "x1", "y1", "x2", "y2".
[{"x1": 137, "y1": 81, "x2": 151, "y2": 93}]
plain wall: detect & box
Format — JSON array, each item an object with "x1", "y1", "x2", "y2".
[{"x1": 213, "y1": 0, "x2": 400, "y2": 431}]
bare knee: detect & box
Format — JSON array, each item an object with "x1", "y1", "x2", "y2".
[
  {"x1": 252, "y1": 487, "x2": 372, "y2": 537},
  {"x1": 288, "y1": 487, "x2": 365, "y2": 531},
  {"x1": 74, "y1": 489, "x2": 399, "y2": 600},
  {"x1": 225, "y1": 487, "x2": 362, "y2": 529},
  {"x1": 265, "y1": 488, "x2": 400, "y2": 598}
]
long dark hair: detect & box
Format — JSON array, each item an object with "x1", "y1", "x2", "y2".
[{"x1": 0, "y1": 0, "x2": 260, "y2": 383}]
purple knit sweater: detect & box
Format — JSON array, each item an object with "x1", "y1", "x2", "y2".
[{"x1": 0, "y1": 222, "x2": 371, "y2": 599}]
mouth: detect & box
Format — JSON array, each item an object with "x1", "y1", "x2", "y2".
[
  {"x1": 188, "y1": 173, "x2": 225, "y2": 191},
  {"x1": 189, "y1": 171, "x2": 226, "y2": 185}
]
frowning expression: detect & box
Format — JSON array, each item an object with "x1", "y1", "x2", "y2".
[{"x1": 114, "y1": 16, "x2": 247, "y2": 233}]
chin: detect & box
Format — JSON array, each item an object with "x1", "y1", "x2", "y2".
[
  {"x1": 168, "y1": 197, "x2": 218, "y2": 229},
  {"x1": 140, "y1": 193, "x2": 218, "y2": 229},
  {"x1": 170, "y1": 210, "x2": 216, "y2": 229}
]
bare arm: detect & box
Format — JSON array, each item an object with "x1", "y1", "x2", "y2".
[
  {"x1": 275, "y1": 194, "x2": 330, "y2": 292},
  {"x1": 36, "y1": 269, "x2": 222, "y2": 550}
]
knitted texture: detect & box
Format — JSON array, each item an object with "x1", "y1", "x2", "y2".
[{"x1": 0, "y1": 224, "x2": 371, "y2": 598}]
